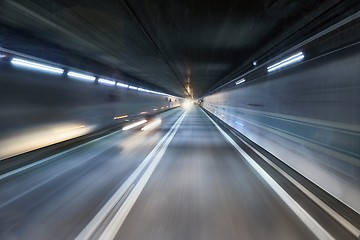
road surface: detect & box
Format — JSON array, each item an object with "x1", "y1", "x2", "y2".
[{"x1": 1, "y1": 106, "x2": 349, "y2": 239}]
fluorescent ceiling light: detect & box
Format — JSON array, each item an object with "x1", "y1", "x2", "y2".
[
  {"x1": 138, "y1": 88, "x2": 149, "y2": 92},
  {"x1": 128, "y1": 86, "x2": 138, "y2": 90},
  {"x1": 267, "y1": 52, "x2": 304, "y2": 72},
  {"x1": 67, "y1": 71, "x2": 96, "y2": 81},
  {"x1": 145, "y1": 90, "x2": 167, "y2": 96},
  {"x1": 235, "y1": 78, "x2": 245, "y2": 85},
  {"x1": 153, "y1": 91, "x2": 163, "y2": 95},
  {"x1": 116, "y1": 82, "x2": 129, "y2": 88},
  {"x1": 122, "y1": 119, "x2": 147, "y2": 131},
  {"x1": 98, "y1": 78, "x2": 115, "y2": 86},
  {"x1": 268, "y1": 52, "x2": 303, "y2": 69},
  {"x1": 11, "y1": 58, "x2": 64, "y2": 74}
]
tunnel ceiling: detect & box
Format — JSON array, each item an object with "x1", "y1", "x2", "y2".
[{"x1": 0, "y1": 0, "x2": 350, "y2": 97}]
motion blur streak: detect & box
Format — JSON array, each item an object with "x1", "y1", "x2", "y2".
[
  {"x1": 122, "y1": 119, "x2": 147, "y2": 130},
  {"x1": 98, "y1": 113, "x2": 186, "y2": 240},
  {"x1": 0, "y1": 123, "x2": 93, "y2": 160},
  {"x1": 141, "y1": 118, "x2": 162, "y2": 131},
  {"x1": 203, "y1": 43, "x2": 360, "y2": 212},
  {"x1": 114, "y1": 115, "x2": 128, "y2": 120},
  {"x1": 202, "y1": 108, "x2": 334, "y2": 240},
  {"x1": 0, "y1": 1, "x2": 359, "y2": 240},
  {"x1": 0, "y1": 109, "x2": 183, "y2": 239},
  {"x1": 267, "y1": 52, "x2": 304, "y2": 72},
  {"x1": 115, "y1": 107, "x2": 319, "y2": 239},
  {"x1": 53, "y1": 124, "x2": 85, "y2": 133}
]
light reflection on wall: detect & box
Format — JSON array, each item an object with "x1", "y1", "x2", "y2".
[{"x1": 0, "y1": 123, "x2": 94, "y2": 160}]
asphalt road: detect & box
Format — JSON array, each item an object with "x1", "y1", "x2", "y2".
[
  {"x1": 0, "y1": 106, "x2": 326, "y2": 239},
  {"x1": 0, "y1": 108, "x2": 183, "y2": 240},
  {"x1": 114, "y1": 106, "x2": 317, "y2": 240}
]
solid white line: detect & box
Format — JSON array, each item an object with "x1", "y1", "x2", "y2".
[
  {"x1": 0, "y1": 110, "x2": 178, "y2": 180},
  {"x1": 230, "y1": 129, "x2": 360, "y2": 238},
  {"x1": 76, "y1": 112, "x2": 186, "y2": 240},
  {"x1": 98, "y1": 112, "x2": 186, "y2": 240},
  {"x1": 0, "y1": 147, "x2": 109, "y2": 208},
  {"x1": 201, "y1": 108, "x2": 335, "y2": 240}
]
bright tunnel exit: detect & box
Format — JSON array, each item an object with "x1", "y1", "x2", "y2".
[{"x1": 181, "y1": 99, "x2": 194, "y2": 111}]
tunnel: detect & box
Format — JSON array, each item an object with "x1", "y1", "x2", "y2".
[{"x1": 0, "y1": 1, "x2": 359, "y2": 239}]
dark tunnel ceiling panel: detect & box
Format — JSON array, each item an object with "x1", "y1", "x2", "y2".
[{"x1": 0, "y1": 0, "x2": 344, "y2": 97}]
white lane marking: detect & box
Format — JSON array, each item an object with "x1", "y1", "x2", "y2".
[
  {"x1": 0, "y1": 110, "x2": 177, "y2": 181},
  {"x1": 98, "y1": 112, "x2": 186, "y2": 239},
  {"x1": 76, "y1": 112, "x2": 186, "y2": 240},
  {"x1": 230, "y1": 129, "x2": 360, "y2": 238},
  {"x1": 0, "y1": 130, "x2": 123, "y2": 181},
  {"x1": 201, "y1": 108, "x2": 335, "y2": 240},
  {"x1": 0, "y1": 149, "x2": 106, "y2": 208}
]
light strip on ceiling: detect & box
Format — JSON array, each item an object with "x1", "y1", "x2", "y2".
[
  {"x1": 128, "y1": 86, "x2": 138, "y2": 90},
  {"x1": 267, "y1": 52, "x2": 304, "y2": 72},
  {"x1": 67, "y1": 71, "x2": 96, "y2": 81},
  {"x1": 98, "y1": 78, "x2": 115, "y2": 86},
  {"x1": 11, "y1": 58, "x2": 64, "y2": 74},
  {"x1": 116, "y1": 82, "x2": 129, "y2": 88},
  {"x1": 235, "y1": 78, "x2": 245, "y2": 85}
]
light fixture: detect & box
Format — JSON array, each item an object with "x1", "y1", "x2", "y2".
[
  {"x1": 235, "y1": 78, "x2": 246, "y2": 85},
  {"x1": 128, "y1": 86, "x2": 138, "y2": 90},
  {"x1": 67, "y1": 71, "x2": 96, "y2": 81},
  {"x1": 98, "y1": 78, "x2": 115, "y2": 86},
  {"x1": 116, "y1": 82, "x2": 129, "y2": 88},
  {"x1": 11, "y1": 58, "x2": 64, "y2": 74},
  {"x1": 267, "y1": 52, "x2": 304, "y2": 72}
]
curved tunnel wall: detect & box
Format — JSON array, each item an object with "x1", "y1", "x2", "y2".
[
  {"x1": 203, "y1": 42, "x2": 360, "y2": 212},
  {"x1": 0, "y1": 63, "x2": 180, "y2": 160}
]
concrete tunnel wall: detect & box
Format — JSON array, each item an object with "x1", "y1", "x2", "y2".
[
  {"x1": 0, "y1": 62, "x2": 180, "y2": 160},
  {"x1": 202, "y1": 42, "x2": 360, "y2": 212}
]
